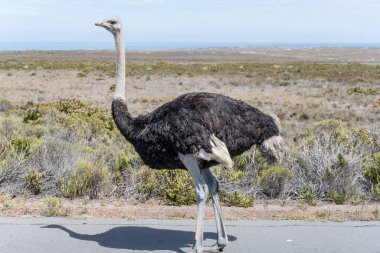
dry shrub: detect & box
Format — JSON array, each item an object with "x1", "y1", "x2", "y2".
[
  {"x1": 1, "y1": 98, "x2": 379, "y2": 206},
  {"x1": 0, "y1": 150, "x2": 27, "y2": 195},
  {"x1": 30, "y1": 137, "x2": 79, "y2": 196},
  {"x1": 0, "y1": 99, "x2": 12, "y2": 112},
  {"x1": 1, "y1": 116, "x2": 15, "y2": 141},
  {"x1": 283, "y1": 119, "x2": 377, "y2": 200}
]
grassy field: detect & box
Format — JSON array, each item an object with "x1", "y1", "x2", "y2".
[{"x1": 0, "y1": 50, "x2": 379, "y2": 219}]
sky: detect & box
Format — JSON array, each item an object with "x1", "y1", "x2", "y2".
[{"x1": 0, "y1": 0, "x2": 380, "y2": 44}]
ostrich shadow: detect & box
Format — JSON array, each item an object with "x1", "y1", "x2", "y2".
[{"x1": 42, "y1": 224, "x2": 237, "y2": 253}]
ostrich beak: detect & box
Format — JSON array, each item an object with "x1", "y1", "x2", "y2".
[
  {"x1": 259, "y1": 135, "x2": 284, "y2": 164},
  {"x1": 95, "y1": 22, "x2": 104, "y2": 27}
]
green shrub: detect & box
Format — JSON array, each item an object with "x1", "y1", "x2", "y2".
[
  {"x1": 0, "y1": 137, "x2": 7, "y2": 158},
  {"x1": 25, "y1": 170, "x2": 44, "y2": 195},
  {"x1": 77, "y1": 72, "x2": 87, "y2": 77},
  {"x1": 275, "y1": 79, "x2": 290, "y2": 86},
  {"x1": 258, "y1": 165, "x2": 291, "y2": 198},
  {"x1": 111, "y1": 152, "x2": 138, "y2": 184},
  {"x1": 335, "y1": 153, "x2": 348, "y2": 167},
  {"x1": 233, "y1": 151, "x2": 252, "y2": 170},
  {"x1": 373, "y1": 207, "x2": 379, "y2": 219},
  {"x1": 23, "y1": 107, "x2": 41, "y2": 123},
  {"x1": 11, "y1": 137, "x2": 32, "y2": 154},
  {"x1": 364, "y1": 153, "x2": 380, "y2": 199},
  {"x1": 10, "y1": 137, "x2": 41, "y2": 156},
  {"x1": 371, "y1": 185, "x2": 380, "y2": 199},
  {"x1": 135, "y1": 169, "x2": 158, "y2": 201},
  {"x1": 56, "y1": 99, "x2": 85, "y2": 114},
  {"x1": 78, "y1": 161, "x2": 108, "y2": 199},
  {"x1": 301, "y1": 184, "x2": 317, "y2": 205},
  {"x1": 220, "y1": 191, "x2": 254, "y2": 207},
  {"x1": 58, "y1": 170, "x2": 88, "y2": 199},
  {"x1": 214, "y1": 163, "x2": 246, "y2": 184},
  {"x1": 135, "y1": 169, "x2": 196, "y2": 205},
  {"x1": 299, "y1": 113, "x2": 309, "y2": 121},
  {"x1": 159, "y1": 170, "x2": 196, "y2": 206},
  {"x1": 77, "y1": 67, "x2": 93, "y2": 78},
  {"x1": 43, "y1": 196, "x2": 63, "y2": 216},
  {"x1": 329, "y1": 189, "x2": 348, "y2": 204},
  {"x1": 348, "y1": 87, "x2": 377, "y2": 95}
]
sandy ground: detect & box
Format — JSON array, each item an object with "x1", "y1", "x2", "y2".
[
  {"x1": 0, "y1": 69, "x2": 378, "y2": 128},
  {"x1": 0, "y1": 69, "x2": 293, "y2": 112}
]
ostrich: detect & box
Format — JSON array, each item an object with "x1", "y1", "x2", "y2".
[{"x1": 95, "y1": 18, "x2": 284, "y2": 253}]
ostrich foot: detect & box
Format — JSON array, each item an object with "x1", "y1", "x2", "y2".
[
  {"x1": 188, "y1": 242, "x2": 225, "y2": 253},
  {"x1": 203, "y1": 243, "x2": 226, "y2": 252},
  {"x1": 188, "y1": 247, "x2": 203, "y2": 253}
]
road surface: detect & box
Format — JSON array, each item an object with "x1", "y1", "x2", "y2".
[{"x1": 1, "y1": 218, "x2": 380, "y2": 253}]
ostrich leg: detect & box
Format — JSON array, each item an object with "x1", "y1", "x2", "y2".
[
  {"x1": 179, "y1": 154, "x2": 209, "y2": 253},
  {"x1": 203, "y1": 168, "x2": 228, "y2": 251}
]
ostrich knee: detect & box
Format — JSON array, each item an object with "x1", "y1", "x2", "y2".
[
  {"x1": 196, "y1": 180, "x2": 209, "y2": 202},
  {"x1": 193, "y1": 182, "x2": 208, "y2": 252}
]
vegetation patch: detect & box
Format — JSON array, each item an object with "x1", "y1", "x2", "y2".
[
  {"x1": 2, "y1": 60, "x2": 380, "y2": 84},
  {"x1": 0, "y1": 87, "x2": 379, "y2": 206},
  {"x1": 25, "y1": 170, "x2": 44, "y2": 195},
  {"x1": 58, "y1": 161, "x2": 108, "y2": 199},
  {"x1": 220, "y1": 191, "x2": 254, "y2": 207},
  {"x1": 43, "y1": 196, "x2": 63, "y2": 216},
  {"x1": 364, "y1": 153, "x2": 380, "y2": 199},
  {"x1": 348, "y1": 87, "x2": 378, "y2": 95}
]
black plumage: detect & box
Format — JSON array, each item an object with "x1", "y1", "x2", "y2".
[{"x1": 112, "y1": 92, "x2": 280, "y2": 170}]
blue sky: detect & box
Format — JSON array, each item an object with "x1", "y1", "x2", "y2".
[{"x1": 1, "y1": 0, "x2": 380, "y2": 44}]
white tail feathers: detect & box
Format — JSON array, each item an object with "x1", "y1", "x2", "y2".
[
  {"x1": 269, "y1": 113, "x2": 282, "y2": 132},
  {"x1": 195, "y1": 134, "x2": 234, "y2": 168}
]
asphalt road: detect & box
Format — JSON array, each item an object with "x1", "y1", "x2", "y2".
[{"x1": 1, "y1": 218, "x2": 380, "y2": 253}]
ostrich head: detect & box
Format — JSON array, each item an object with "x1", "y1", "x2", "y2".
[
  {"x1": 259, "y1": 135, "x2": 284, "y2": 164},
  {"x1": 95, "y1": 18, "x2": 122, "y2": 35},
  {"x1": 258, "y1": 114, "x2": 284, "y2": 163}
]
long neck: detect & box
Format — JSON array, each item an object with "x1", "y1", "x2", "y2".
[
  {"x1": 113, "y1": 31, "x2": 126, "y2": 100},
  {"x1": 111, "y1": 28, "x2": 137, "y2": 141}
]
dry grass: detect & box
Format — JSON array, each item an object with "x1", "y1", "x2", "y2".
[
  {"x1": 0, "y1": 69, "x2": 379, "y2": 125},
  {"x1": 0, "y1": 50, "x2": 379, "y2": 214}
]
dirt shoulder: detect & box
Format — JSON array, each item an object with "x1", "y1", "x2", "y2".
[{"x1": 1, "y1": 198, "x2": 379, "y2": 222}]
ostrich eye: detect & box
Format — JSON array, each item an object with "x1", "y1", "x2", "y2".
[{"x1": 109, "y1": 20, "x2": 117, "y2": 25}]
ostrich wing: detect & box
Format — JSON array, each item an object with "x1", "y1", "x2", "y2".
[{"x1": 196, "y1": 134, "x2": 234, "y2": 168}]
